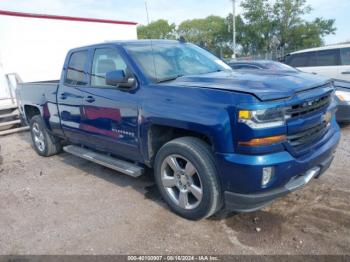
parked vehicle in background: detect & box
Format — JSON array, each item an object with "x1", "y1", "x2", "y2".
[
  {"x1": 284, "y1": 44, "x2": 350, "y2": 81},
  {"x1": 228, "y1": 60, "x2": 298, "y2": 71},
  {"x1": 16, "y1": 40, "x2": 340, "y2": 220},
  {"x1": 334, "y1": 80, "x2": 350, "y2": 123}
]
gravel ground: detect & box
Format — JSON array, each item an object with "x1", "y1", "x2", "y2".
[{"x1": 0, "y1": 126, "x2": 349, "y2": 255}]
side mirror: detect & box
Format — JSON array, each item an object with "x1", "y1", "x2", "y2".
[{"x1": 106, "y1": 70, "x2": 135, "y2": 88}]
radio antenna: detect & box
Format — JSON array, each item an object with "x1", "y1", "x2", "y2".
[{"x1": 144, "y1": 1, "x2": 158, "y2": 81}]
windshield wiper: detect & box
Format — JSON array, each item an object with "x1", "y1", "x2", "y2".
[{"x1": 156, "y1": 74, "x2": 183, "y2": 83}]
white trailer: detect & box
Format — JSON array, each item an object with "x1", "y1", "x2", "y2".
[{"x1": 0, "y1": 9, "x2": 137, "y2": 134}]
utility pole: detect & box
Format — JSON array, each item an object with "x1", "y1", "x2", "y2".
[
  {"x1": 145, "y1": 1, "x2": 150, "y2": 25},
  {"x1": 231, "y1": 0, "x2": 236, "y2": 59}
]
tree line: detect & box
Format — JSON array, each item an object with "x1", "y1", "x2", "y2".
[{"x1": 137, "y1": 0, "x2": 336, "y2": 59}]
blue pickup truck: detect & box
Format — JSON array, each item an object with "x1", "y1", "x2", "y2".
[{"x1": 16, "y1": 40, "x2": 340, "y2": 220}]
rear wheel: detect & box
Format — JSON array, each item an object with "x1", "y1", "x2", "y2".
[
  {"x1": 154, "y1": 137, "x2": 222, "y2": 220},
  {"x1": 30, "y1": 115, "x2": 61, "y2": 157}
]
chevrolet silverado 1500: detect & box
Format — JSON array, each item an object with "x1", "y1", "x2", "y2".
[{"x1": 16, "y1": 40, "x2": 340, "y2": 220}]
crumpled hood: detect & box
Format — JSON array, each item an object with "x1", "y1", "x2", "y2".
[{"x1": 166, "y1": 70, "x2": 331, "y2": 101}]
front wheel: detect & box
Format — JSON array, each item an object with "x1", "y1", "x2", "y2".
[
  {"x1": 30, "y1": 115, "x2": 62, "y2": 157},
  {"x1": 154, "y1": 137, "x2": 222, "y2": 220}
]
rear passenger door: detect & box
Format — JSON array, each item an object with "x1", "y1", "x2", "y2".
[
  {"x1": 339, "y1": 47, "x2": 350, "y2": 81},
  {"x1": 57, "y1": 50, "x2": 87, "y2": 143}
]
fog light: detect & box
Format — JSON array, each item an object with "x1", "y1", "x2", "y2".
[{"x1": 262, "y1": 167, "x2": 274, "y2": 186}]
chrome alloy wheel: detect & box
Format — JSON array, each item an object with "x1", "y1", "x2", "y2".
[
  {"x1": 160, "y1": 154, "x2": 203, "y2": 210},
  {"x1": 32, "y1": 122, "x2": 45, "y2": 152}
]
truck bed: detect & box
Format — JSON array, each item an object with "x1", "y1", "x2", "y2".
[{"x1": 16, "y1": 80, "x2": 59, "y2": 110}]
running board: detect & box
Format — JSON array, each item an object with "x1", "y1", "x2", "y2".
[{"x1": 63, "y1": 145, "x2": 144, "y2": 177}]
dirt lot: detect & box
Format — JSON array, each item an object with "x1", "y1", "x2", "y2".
[{"x1": 0, "y1": 126, "x2": 349, "y2": 255}]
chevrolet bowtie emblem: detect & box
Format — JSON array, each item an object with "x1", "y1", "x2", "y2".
[{"x1": 323, "y1": 111, "x2": 332, "y2": 123}]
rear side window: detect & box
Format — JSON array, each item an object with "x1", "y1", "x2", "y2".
[
  {"x1": 65, "y1": 51, "x2": 88, "y2": 85},
  {"x1": 314, "y1": 49, "x2": 339, "y2": 66},
  {"x1": 340, "y1": 48, "x2": 350, "y2": 65},
  {"x1": 285, "y1": 53, "x2": 309, "y2": 67}
]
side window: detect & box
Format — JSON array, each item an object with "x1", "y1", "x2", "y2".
[
  {"x1": 340, "y1": 48, "x2": 350, "y2": 65},
  {"x1": 315, "y1": 49, "x2": 339, "y2": 66},
  {"x1": 91, "y1": 48, "x2": 128, "y2": 87},
  {"x1": 307, "y1": 52, "x2": 317, "y2": 67},
  {"x1": 65, "y1": 51, "x2": 88, "y2": 85},
  {"x1": 284, "y1": 55, "x2": 292, "y2": 65},
  {"x1": 287, "y1": 53, "x2": 309, "y2": 67}
]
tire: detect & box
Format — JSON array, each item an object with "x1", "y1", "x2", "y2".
[
  {"x1": 29, "y1": 115, "x2": 62, "y2": 157},
  {"x1": 154, "y1": 137, "x2": 222, "y2": 220}
]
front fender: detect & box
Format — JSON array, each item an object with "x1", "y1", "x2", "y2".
[{"x1": 139, "y1": 103, "x2": 233, "y2": 163}]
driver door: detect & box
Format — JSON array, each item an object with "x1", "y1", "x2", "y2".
[{"x1": 79, "y1": 46, "x2": 141, "y2": 161}]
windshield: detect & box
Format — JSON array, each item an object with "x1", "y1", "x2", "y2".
[{"x1": 125, "y1": 42, "x2": 232, "y2": 82}]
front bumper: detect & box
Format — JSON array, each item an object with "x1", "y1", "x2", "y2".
[
  {"x1": 216, "y1": 126, "x2": 340, "y2": 212},
  {"x1": 224, "y1": 154, "x2": 334, "y2": 212}
]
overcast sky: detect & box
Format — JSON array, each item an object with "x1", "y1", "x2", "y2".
[{"x1": 0, "y1": 0, "x2": 348, "y2": 44}]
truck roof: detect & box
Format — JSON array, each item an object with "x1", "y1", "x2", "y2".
[{"x1": 70, "y1": 40, "x2": 184, "y2": 51}]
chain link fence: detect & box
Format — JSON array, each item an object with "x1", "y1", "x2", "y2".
[{"x1": 235, "y1": 46, "x2": 293, "y2": 61}]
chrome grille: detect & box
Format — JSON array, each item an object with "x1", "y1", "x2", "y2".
[
  {"x1": 287, "y1": 121, "x2": 330, "y2": 149},
  {"x1": 286, "y1": 93, "x2": 331, "y2": 119}
]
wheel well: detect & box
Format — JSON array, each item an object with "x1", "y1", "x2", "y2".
[
  {"x1": 147, "y1": 125, "x2": 212, "y2": 164},
  {"x1": 24, "y1": 105, "x2": 40, "y2": 122}
]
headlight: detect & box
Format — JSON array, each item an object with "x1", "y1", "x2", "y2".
[
  {"x1": 238, "y1": 108, "x2": 285, "y2": 129},
  {"x1": 335, "y1": 90, "x2": 350, "y2": 102}
]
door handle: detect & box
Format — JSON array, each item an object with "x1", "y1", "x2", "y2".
[
  {"x1": 85, "y1": 96, "x2": 95, "y2": 103},
  {"x1": 60, "y1": 93, "x2": 67, "y2": 100},
  {"x1": 341, "y1": 71, "x2": 350, "y2": 75}
]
